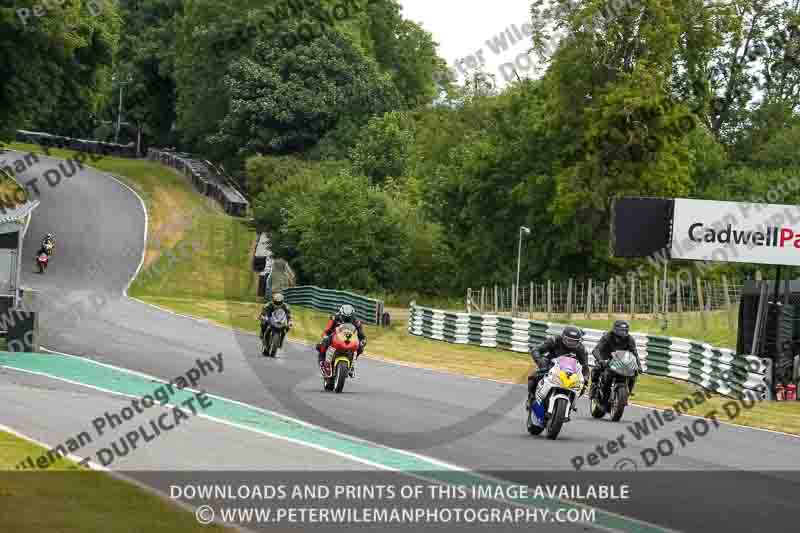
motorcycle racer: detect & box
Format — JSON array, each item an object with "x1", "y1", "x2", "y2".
[
  {"x1": 591, "y1": 320, "x2": 642, "y2": 396},
  {"x1": 41, "y1": 233, "x2": 55, "y2": 253},
  {"x1": 317, "y1": 304, "x2": 366, "y2": 378},
  {"x1": 260, "y1": 293, "x2": 293, "y2": 342},
  {"x1": 526, "y1": 326, "x2": 589, "y2": 409}
]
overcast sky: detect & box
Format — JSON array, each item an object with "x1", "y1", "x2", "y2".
[{"x1": 399, "y1": 0, "x2": 539, "y2": 89}]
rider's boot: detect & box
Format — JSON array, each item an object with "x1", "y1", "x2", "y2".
[
  {"x1": 319, "y1": 359, "x2": 332, "y2": 378},
  {"x1": 589, "y1": 381, "x2": 599, "y2": 399},
  {"x1": 350, "y1": 351, "x2": 363, "y2": 378},
  {"x1": 525, "y1": 377, "x2": 537, "y2": 410},
  {"x1": 349, "y1": 356, "x2": 359, "y2": 378}
]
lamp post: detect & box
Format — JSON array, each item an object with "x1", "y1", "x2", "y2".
[
  {"x1": 515, "y1": 226, "x2": 531, "y2": 316},
  {"x1": 112, "y1": 73, "x2": 132, "y2": 144}
]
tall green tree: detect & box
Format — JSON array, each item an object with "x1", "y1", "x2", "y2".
[
  {"x1": 0, "y1": 1, "x2": 120, "y2": 139},
  {"x1": 211, "y1": 22, "x2": 400, "y2": 157}
]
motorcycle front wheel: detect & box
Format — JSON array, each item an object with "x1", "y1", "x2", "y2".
[
  {"x1": 261, "y1": 331, "x2": 270, "y2": 356},
  {"x1": 611, "y1": 385, "x2": 629, "y2": 421},
  {"x1": 269, "y1": 329, "x2": 280, "y2": 357},
  {"x1": 590, "y1": 395, "x2": 606, "y2": 419},
  {"x1": 545, "y1": 398, "x2": 568, "y2": 440},
  {"x1": 334, "y1": 362, "x2": 348, "y2": 393}
]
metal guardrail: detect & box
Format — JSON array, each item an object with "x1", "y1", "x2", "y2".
[
  {"x1": 284, "y1": 286, "x2": 384, "y2": 325},
  {"x1": 408, "y1": 304, "x2": 769, "y2": 400},
  {"x1": 147, "y1": 149, "x2": 249, "y2": 217},
  {"x1": 15, "y1": 130, "x2": 137, "y2": 158}
]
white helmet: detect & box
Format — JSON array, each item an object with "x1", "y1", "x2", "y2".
[{"x1": 338, "y1": 304, "x2": 355, "y2": 320}]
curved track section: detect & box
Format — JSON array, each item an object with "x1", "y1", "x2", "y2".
[
  {"x1": 2, "y1": 153, "x2": 799, "y2": 532},
  {"x1": 2, "y1": 154, "x2": 373, "y2": 473}
]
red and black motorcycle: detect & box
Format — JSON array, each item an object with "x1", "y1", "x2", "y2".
[
  {"x1": 320, "y1": 323, "x2": 361, "y2": 393},
  {"x1": 36, "y1": 251, "x2": 49, "y2": 274}
]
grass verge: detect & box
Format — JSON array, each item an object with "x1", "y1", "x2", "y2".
[
  {"x1": 0, "y1": 432, "x2": 231, "y2": 532},
  {"x1": 14, "y1": 143, "x2": 797, "y2": 435}
]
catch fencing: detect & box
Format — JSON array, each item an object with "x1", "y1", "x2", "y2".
[
  {"x1": 470, "y1": 275, "x2": 745, "y2": 318},
  {"x1": 408, "y1": 304, "x2": 769, "y2": 400},
  {"x1": 284, "y1": 286, "x2": 385, "y2": 326},
  {"x1": 147, "y1": 149, "x2": 249, "y2": 217}
]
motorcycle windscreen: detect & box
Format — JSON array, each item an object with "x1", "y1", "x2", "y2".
[
  {"x1": 555, "y1": 356, "x2": 579, "y2": 374},
  {"x1": 610, "y1": 351, "x2": 638, "y2": 376}
]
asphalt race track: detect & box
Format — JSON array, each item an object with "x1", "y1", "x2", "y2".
[{"x1": 2, "y1": 153, "x2": 800, "y2": 532}]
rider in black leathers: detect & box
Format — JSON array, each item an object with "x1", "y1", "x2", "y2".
[
  {"x1": 591, "y1": 319, "x2": 642, "y2": 396},
  {"x1": 260, "y1": 293, "x2": 293, "y2": 345},
  {"x1": 526, "y1": 325, "x2": 589, "y2": 409}
]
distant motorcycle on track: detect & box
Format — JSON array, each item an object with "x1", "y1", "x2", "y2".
[{"x1": 36, "y1": 251, "x2": 49, "y2": 274}]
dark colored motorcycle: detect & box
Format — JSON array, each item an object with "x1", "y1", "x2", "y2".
[
  {"x1": 590, "y1": 350, "x2": 639, "y2": 421},
  {"x1": 261, "y1": 308, "x2": 289, "y2": 358}
]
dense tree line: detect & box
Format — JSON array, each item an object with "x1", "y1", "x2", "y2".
[{"x1": 3, "y1": 1, "x2": 800, "y2": 296}]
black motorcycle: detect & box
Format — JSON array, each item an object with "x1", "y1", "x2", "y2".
[
  {"x1": 261, "y1": 308, "x2": 289, "y2": 358},
  {"x1": 590, "y1": 350, "x2": 639, "y2": 421}
]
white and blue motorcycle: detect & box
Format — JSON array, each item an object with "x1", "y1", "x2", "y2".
[{"x1": 526, "y1": 356, "x2": 585, "y2": 440}]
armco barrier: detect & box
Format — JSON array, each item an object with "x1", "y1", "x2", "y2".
[
  {"x1": 16, "y1": 130, "x2": 137, "y2": 158},
  {"x1": 147, "y1": 149, "x2": 249, "y2": 217},
  {"x1": 284, "y1": 286, "x2": 384, "y2": 325},
  {"x1": 408, "y1": 304, "x2": 769, "y2": 400}
]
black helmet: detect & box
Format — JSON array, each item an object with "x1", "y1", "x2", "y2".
[
  {"x1": 338, "y1": 304, "x2": 355, "y2": 320},
  {"x1": 561, "y1": 326, "x2": 582, "y2": 350},
  {"x1": 613, "y1": 320, "x2": 630, "y2": 339}
]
